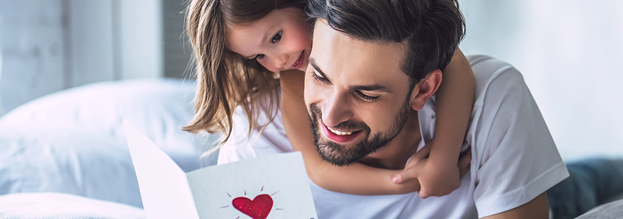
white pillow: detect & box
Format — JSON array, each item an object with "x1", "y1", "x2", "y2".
[
  {"x1": 0, "y1": 79, "x2": 219, "y2": 171},
  {"x1": 0, "y1": 79, "x2": 220, "y2": 207},
  {"x1": 0, "y1": 124, "x2": 142, "y2": 207}
]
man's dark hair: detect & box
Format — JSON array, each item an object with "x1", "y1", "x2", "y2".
[{"x1": 307, "y1": 0, "x2": 466, "y2": 86}]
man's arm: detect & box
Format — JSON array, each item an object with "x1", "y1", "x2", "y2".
[{"x1": 481, "y1": 193, "x2": 549, "y2": 219}]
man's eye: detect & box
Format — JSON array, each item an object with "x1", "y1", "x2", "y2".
[
  {"x1": 356, "y1": 91, "x2": 379, "y2": 101},
  {"x1": 271, "y1": 31, "x2": 283, "y2": 44},
  {"x1": 311, "y1": 71, "x2": 328, "y2": 82}
]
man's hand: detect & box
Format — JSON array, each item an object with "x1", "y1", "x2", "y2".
[{"x1": 392, "y1": 144, "x2": 472, "y2": 198}]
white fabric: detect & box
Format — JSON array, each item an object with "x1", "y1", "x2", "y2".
[
  {"x1": 216, "y1": 101, "x2": 292, "y2": 165},
  {"x1": 0, "y1": 193, "x2": 146, "y2": 219},
  {"x1": 216, "y1": 55, "x2": 569, "y2": 218},
  {"x1": 0, "y1": 79, "x2": 217, "y2": 171},
  {"x1": 0, "y1": 124, "x2": 143, "y2": 207},
  {"x1": 0, "y1": 79, "x2": 219, "y2": 208}
]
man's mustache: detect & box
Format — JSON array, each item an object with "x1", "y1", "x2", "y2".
[{"x1": 308, "y1": 103, "x2": 370, "y2": 133}]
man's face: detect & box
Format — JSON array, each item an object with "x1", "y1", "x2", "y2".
[{"x1": 304, "y1": 20, "x2": 414, "y2": 166}]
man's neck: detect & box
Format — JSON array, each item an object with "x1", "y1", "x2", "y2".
[{"x1": 359, "y1": 110, "x2": 421, "y2": 170}]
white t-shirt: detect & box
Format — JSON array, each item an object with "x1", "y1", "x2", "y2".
[{"x1": 214, "y1": 55, "x2": 569, "y2": 218}]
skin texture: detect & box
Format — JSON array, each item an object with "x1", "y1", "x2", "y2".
[
  {"x1": 281, "y1": 69, "x2": 422, "y2": 194},
  {"x1": 304, "y1": 19, "x2": 437, "y2": 171},
  {"x1": 300, "y1": 19, "x2": 549, "y2": 218},
  {"x1": 281, "y1": 69, "x2": 423, "y2": 193},
  {"x1": 226, "y1": 8, "x2": 311, "y2": 72},
  {"x1": 227, "y1": 8, "x2": 474, "y2": 196},
  {"x1": 393, "y1": 48, "x2": 475, "y2": 198}
]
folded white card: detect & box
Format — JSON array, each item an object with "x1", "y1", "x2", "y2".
[{"x1": 124, "y1": 120, "x2": 318, "y2": 219}]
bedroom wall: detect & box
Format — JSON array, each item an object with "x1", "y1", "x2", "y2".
[
  {"x1": 459, "y1": 0, "x2": 623, "y2": 161},
  {"x1": 0, "y1": 0, "x2": 191, "y2": 115},
  {"x1": 0, "y1": 0, "x2": 66, "y2": 116}
]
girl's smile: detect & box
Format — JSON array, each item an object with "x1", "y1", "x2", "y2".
[{"x1": 226, "y1": 8, "x2": 311, "y2": 72}]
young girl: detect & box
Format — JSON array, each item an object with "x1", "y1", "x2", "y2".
[{"x1": 183, "y1": 0, "x2": 474, "y2": 198}]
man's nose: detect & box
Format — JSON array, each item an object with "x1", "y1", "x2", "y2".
[{"x1": 322, "y1": 92, "x2": 353, "y2": 128}]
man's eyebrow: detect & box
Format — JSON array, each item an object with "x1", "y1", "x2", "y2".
[
  {"x1": 310, "y1": 58, "x2": 390, "y2": 93},
  {"x1": 351, "y1": 84, "x2": 391, "y2": 92},
  {"x1": 310, "y1": 58, "x2": 328, "y2": 79}
]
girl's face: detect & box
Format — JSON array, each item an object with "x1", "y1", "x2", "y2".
[{"x1": 227, "y1": 8, "x2": 311, "y2": 72}]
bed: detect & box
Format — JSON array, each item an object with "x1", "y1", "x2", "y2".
[
  {"x1": 0, "y1": 78, "x2": 220, "y2": 218},
  {"x1": 0, "y1": 78, "x2": 621, "y2": 218}
]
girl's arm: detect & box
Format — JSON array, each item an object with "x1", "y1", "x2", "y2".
[
  {"x1": 278, "y1": 47, "x2": 474, "y2": 195},
  {"x1": 279, "y1": 69, "x2": 422, "y2": 195},
  {"x1": 430, "y1": 48, "x2": 474, "y2": 169},
  {"x1": 393, "y1": 48, "x2": 475, "y2": 198}
]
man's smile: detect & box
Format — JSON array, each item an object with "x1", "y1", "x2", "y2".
[{"x1": 321, "y1": 121, "x2": 364, "y2": 143}]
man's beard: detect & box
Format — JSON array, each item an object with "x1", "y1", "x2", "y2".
[{"x1": 307, "y1": 99, "x2": 411, "y2": 166}]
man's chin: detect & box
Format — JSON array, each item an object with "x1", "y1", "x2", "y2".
[
  {"x1": 316, "y1": 140, "x2": 364, "y2": 166},
  {"x1": 318, "y1": 152, "x2": 357, "y2": 167}
]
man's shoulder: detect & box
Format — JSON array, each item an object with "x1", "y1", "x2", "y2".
[
  {"x1": 464, "y1": 56, "x2": 568, "y2": 218},
  {"x1": 419, "y1": 55, "x2": 527, "y2": 145},
  {"x1": 468, "y1": 55, "x2": 525, "y2": 99}
]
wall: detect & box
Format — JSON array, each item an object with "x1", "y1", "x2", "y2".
[
  {"x1": 67, "y1": 0, "x2": 116, "y2": 86},
  {"x1": 162, "y1": 0, "x2": 193, "y2": 79},
  {"x1": 0, "y1": 0, "x2": 191, "y2": 115},
  {"x1": 459, "y1": 0, "x2": 623, "y2": 161},
  {"x1": 0, "y1": 0, "x2": 66, "y2": 114}
]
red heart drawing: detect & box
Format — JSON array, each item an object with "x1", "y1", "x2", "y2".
[{"x1": 232, "y1": 194, "x2": 273, "y2": 219}]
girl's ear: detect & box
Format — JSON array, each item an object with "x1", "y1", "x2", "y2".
[{"x1": 410, "y1": 69, "x2": 443, "y2": 111}]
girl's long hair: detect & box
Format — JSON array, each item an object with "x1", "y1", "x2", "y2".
[{"x1": 183, "y1": 0, "x2": 307, "y2": 144}]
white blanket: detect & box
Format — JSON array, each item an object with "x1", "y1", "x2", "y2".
[{"x1": 0, "y1": 193, "x2": 146, "y2": 219}]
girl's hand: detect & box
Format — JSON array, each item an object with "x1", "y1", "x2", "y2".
[{"x1": 391, "y1": 144, "x2": 472, "y2": 198}]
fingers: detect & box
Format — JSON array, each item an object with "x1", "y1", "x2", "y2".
[
  {"x1": 458, "y1": 148, "x2": 472, "y2": 178},
  {"x1": 408, "y1": 144, "x2": 431, "y2": 164},
  {"x1": 392, "y1": 167, "x2": 419, "y2": 184},
  {"x1": 419, "y1": 189, "x2": 430, "y2": 199},
  {"x1": 458, "y1": 148, "x2": 471, "y2": 167},
  {"x1": 395, "y1": 145, "x2": 432, "y2": 184}
]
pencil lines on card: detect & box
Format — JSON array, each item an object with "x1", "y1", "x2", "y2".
[{"x1": 271, "y1": 190, "x2": 280, "y2": 196}]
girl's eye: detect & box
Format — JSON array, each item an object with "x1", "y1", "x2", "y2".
[
  {"x1": 255, "y1": 54, "x2": 265, "y2": 60},
  {"x1": 356, "y1": 91, "x2": 379, "y2": 101},
  {"x1": 270, "y1": 31, "x2": 283, "y2": 44}
]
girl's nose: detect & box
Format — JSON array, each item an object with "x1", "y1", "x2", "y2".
[{"x1": 273, "y1": 54, "x2": 288, "y2": 69}]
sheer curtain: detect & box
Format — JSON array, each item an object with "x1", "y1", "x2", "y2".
[{"x1": 459, "y1": 0, "x2": 623, "y2": 161}]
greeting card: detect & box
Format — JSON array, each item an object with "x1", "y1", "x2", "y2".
[{"x1": 124, "y1": 121, "x2": 318, "y2": 219}]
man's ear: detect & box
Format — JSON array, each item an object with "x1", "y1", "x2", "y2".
[{"x1": 410, "y1": 69, "x2": 443, "y2": 111}]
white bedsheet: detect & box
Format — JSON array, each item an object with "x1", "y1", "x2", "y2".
[{"x1": 0, "y1": 193, "x2": 146, "y2": 219}]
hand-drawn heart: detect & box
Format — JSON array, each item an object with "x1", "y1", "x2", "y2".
[{"x1": 232, "y1": 194, "x2": 273, "y2": 219}]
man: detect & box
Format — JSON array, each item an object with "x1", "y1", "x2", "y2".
[{"x1": 216, "y1": 0, "x2": 569, "y2": 218}]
